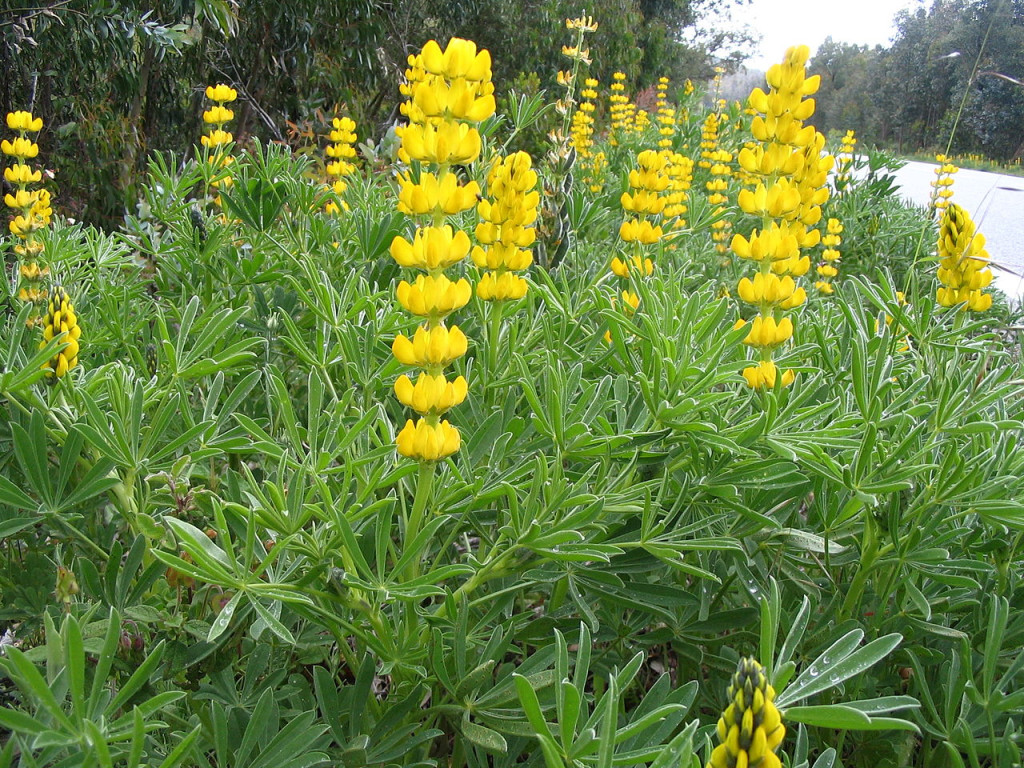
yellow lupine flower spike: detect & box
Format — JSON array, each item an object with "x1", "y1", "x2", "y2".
[
  {"x1": 936, "y1": 203, "x2": 992, "y2": 311},
  {"x1": 39, "y1": 287, "x2": 82, "y2": 378},
  {"x1": 708, "y1": 658, "x2": 785, "y2": 768}
]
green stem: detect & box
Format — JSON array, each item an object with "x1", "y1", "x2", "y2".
[
  {"x1": 841, "y1": 512, "x2": 879, "y2": 620},
  {"x1": 404, "y1": 461, "x2": 436, "y2": 580},
  {"x1": 486, "y1": 299, "x2": 504, "y2": 404}
]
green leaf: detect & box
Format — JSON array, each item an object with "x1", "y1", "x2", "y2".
[
  {"x1": 514, "y1": 673, "x2": 556, "y2": 742},
  {"x1": 777, "y1": 633, "x2": 902, "y2": 707},
  {"x1": 461, "y1": 715, "x2": 508, "y2": 754},
  {"x1": 0, "y1": 706, "x2": 46, "y2": 735},
  {"x1": 0, "y1": 475, "x2": 36, "y2": 512},
  {"x1": 250, "y1": 598, "x2": 295, "y2": 643},
  {"x1": 207, "y1": 590, "x2": 244, "y2": 642},
  {"x1": 0, "y1": 515, "x2": 36, "y2": 537},
  {"x1": 156, "y1": 726, "x2": 202, "y2": 768},
  {"x1": 0, "y1": 647, "x2": 74, "y2": 730},
  {"x1": 782, "y1": 704, "x2": 871, "y2": 729},
  {"x1": 107, "y1": 642, "x2": 166, "y2": 715}
]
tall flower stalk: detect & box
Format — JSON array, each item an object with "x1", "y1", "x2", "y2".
[
  {"x1": 834, "y1": 129, "x2": 856, "y2": 191},
  {"x1": 4, "y1": 110, "x2": 51, "y2": 320},
  {"x1": 201, "y1": 84, "x2": 237, "y2": 208},
  {"x1": 707, "y1": 148, "x2": 734, "y2": 260},
  {"x1": 325, "y1": 116, "x2": 357, "y2": 215},
  {"x1": 606, "y1": 150, "x2": 667, "y2": 343},
  {"x1": 473, "y1": 151, "x2": 539, "y2": 390},
  {"x1": 537, "y1": 15, "x2": 596, "y2": 269},
  {"x1": 391, "y1": 37, "x2": 494, "y2": 467},
  {"x1": 928, "y1": 154, "x2": 958, "y2": 217},
  {"x1": 732, "y1": 45, "x2": 831, "y2": 390}
]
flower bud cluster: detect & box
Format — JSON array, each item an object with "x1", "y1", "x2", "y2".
[
  {"x1": 707, "y1": 658, "x2": 785, "y2": 768},
  {"x1": 571, "y1": 77, "x2": 605, "y2": 192},
  {"x1": 929, "y1": 154, "x2": 957, "y2": 217},
  {"x1": 3, "y1": 111, "x2": 51, "y2": 312},
  {"x1": 392, "y1": 38, "x2": 494, "y2": 462},
  {"x1": 732, "y1": 45, "x2": 833, "y2": 390},
  {"x1": 662, "y1": 152, "x2": 693, "y2": 229},
  {"x1": 570, "y1": 79, "x2": 598, "y2": 160},
  {"x1": 325, "y1": 116, "x2": 357, "y2": 214},
  {"x1": 707, "y1": 149, "x2": 734, "y2": 257},
  {"x1": 936, "y1": 203, "x2": 992, "y2": 312},
  {"x1": 815, "y1": 217, "x2": 843, "y2": 294},
  {"x1": 835, "y1": 130, "x2": 857, "y2": 190},
  {"x1": 655, "y1": 77, "x2": 675, "y2": 150},
  {"x1": 608, "y1": 73, "x2": 636, "y2": 145},
  {"x1": 39, "y1": 286, "x2": 82, "y2": 378},
  {"x1": 699, "y1": 113, "x2": 720, "y2": 170},
  {"x1": 473, "y1": 151, "x2": 538, "y2": 301}
]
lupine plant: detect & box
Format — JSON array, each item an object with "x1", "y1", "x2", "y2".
[{"x1": 0, "y1": 26, "x2": 1022, "y2": 768}]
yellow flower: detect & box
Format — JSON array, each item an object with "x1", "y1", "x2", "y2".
[
  {"x1": 4, "y1": 163, "x2": 42, "y2": 184},
  {"x1": 619, "y1": 218, "x2": 662, "y2": 244},
  {"x1": 5, "y1": 189, "x2": 39, "y2": 210},
  {"x1": 390, "y1": 225, "x2": 472, "y2": 272},
  {"x1": 205, "y1": 84, "x2": 238, "y2": 103},
  {"x1": 738, "y1": 180, "x2": 801, "y2": 218},
  {"x1": 566, "y1": 15, "x2": 598, "y2": 31},
  {"x1": 611, "y1": 254, "x2": 654, "y2": 278},
  {"x1": 420, "y1": 38, "x2": 491, "y2": 81},
  {"x1": 1, "y1": 137, "x2": 39, "y2": 159},
  {"x1": 412, "y1": 76, "x2": 495, "y2": 122},
  {"x1": 396, "y1": 418, "x2": 461, "y2": 461},
  {"x1": 399, "y1": 121, "x2": 482, "y2": 164},
  {"x1": 392, "y1": 325, "x2": 469, "y2": 369},
  {"x1": 6, "y1": 111, "x2": 43, "y2": 133},
  {"x1": 396, "y1": 274, "x2": 473, "y2": 318},
  {"x1": 737, "y1": 273, "x2": 798, "y2": 306},
  {"x1": 621, "y1": 189, "x2": 667, "y2": 216},
  {"x1": 398, "y1": 173, "x2": 480, "y2": 217},
  {"x1": 201, "y1": 130, "x2": 233, "y2": 148},
  {"x1": 477, "y1": 271, "x2": 528, "y2": 301},
  {"x1": 394, "y1": 373, "x2": 468, "y2": 415},
  {"x1": 742, "y1": 315, "x2": 794, "y2": 348},
  {"x1": 935, "y1": 203, "x2": 992, "y2": 311},
  {"x1": 330, "y1": 116, "x2": 357, "y2": 142},
  {"x1": 203, "y1": 105, "x2": 234, "y2": 125},
  {"x1": 560, "y1": 45, "x2": 592, "y2": 64}
]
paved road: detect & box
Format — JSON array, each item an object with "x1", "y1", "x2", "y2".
[{"x1": 889, "y1": 161, "x2": 1024, "y2": 300}]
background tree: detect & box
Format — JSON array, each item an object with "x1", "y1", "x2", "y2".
[
  {"x1": 808, "y1": 0, "x2": 1024, "y2": 162},
  {"x1": 1, "y1": 0, "x2": 752, "y2": 226}
]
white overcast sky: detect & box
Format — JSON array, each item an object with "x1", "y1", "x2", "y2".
[{"x1": 741, "y1": 0, "x2": 919, "y2": 69}]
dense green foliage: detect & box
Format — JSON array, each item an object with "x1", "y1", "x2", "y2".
[
  {"x1": 1, "y1": 39, "x2": 1024, "y2": 764},
  {"x1": 809, "y1": 0, "x2": 1024, "y2": 162}
]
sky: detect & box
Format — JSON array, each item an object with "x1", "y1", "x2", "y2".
[{"x1": 741, "y1": 0, "x2": 919, "y2": 69}]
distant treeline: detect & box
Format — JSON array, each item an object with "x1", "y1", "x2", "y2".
[{"x1": 806, "y1": 0, "x2": 1024, "y2": 160}]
